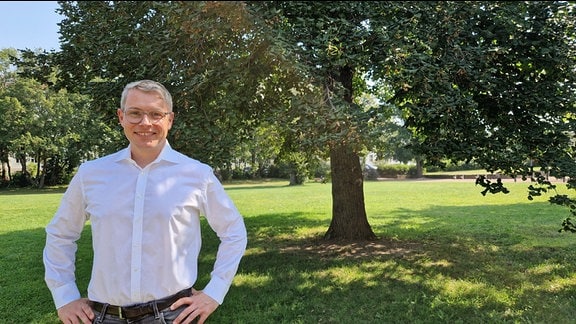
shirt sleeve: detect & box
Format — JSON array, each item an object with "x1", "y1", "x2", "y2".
[
  {"x1": 43, "y1": 169, "x2": 89, "y2": 309},
  {"x1": 200, "y1": 173, "x2": 248, "y2": 304}
]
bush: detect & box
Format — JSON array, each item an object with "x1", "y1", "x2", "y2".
[
  {"x1": 375, "y1": 163, "x2": 417, "y2": 178},
  {"x1": 9, "y1": 171, "x2": 31, "y2": 187},
  {"x1": 425, "y1": 161, "x2": 482, "y2": 172}
]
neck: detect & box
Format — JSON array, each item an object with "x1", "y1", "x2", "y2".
[{"x1": 130, "y1": 142, "x2": 165, "y2": 168}]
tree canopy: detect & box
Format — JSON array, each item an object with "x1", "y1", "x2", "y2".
[
  {"x1": 6, "y1": 1, "x2": 576, "y2": 239},
  {"x1": 248, "y1": 1, "x2": 576, "y2": 237}
]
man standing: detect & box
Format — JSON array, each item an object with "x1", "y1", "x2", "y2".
[{"x1": 43, "y1": 80, "x2": 248, "y2": 324}]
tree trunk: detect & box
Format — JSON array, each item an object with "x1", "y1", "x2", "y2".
[
  {"x1": 1, "y1": 161, "x2": 6, "y2": 182},
  {"x1": 324, "y1": 143, "x2": 377, "y2": 241},
  {"x1": 323, "y1": 65, "x2": 377, "y2": 241},
  {"x1": 7, "y1": 162, "x2": 11, "y2": 181},
  {"x1": 416, "y1": 158, "x2": 424, "y2": 178},
  {"x1": 289, "y1": 171, "x2": 297, "y2": 186},
  {"x1": 18, "y1": 153, "x2": 28, "y2": 177}
]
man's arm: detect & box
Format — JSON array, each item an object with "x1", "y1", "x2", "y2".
[
  {"x1": 200, "y1": 176, "x2": 248, "y2": 304},
  {"x1": 43, "y1": 172, "x2": 89, "y2": 309}
]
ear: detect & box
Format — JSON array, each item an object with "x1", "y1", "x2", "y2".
[
  {"x1": 167, "y1": 112, "x2": 174, "y2": 129},
  {"x1": 117, "y1": 109, "x2": 124, "y2": 123}
]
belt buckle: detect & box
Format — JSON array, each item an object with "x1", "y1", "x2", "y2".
[{"x1": 117, "y1": 306, "x2": 124, "y2": 319}]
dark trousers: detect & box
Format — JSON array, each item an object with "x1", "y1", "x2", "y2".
[
  {"x1": 91, "y1": 288, "x2": 198, "y2": 324},
  {"x1": 92, "y1": 304, "x2": 195, "y2": 323}
]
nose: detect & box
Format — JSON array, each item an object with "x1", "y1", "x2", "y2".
[{"x1": 139, "y1": 113, "x2": 153, "y2": 125}]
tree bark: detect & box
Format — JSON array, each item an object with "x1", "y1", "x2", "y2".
[
  {"x1": 323, "y1": 66, "x2": 377, "y2": 241},
  {"x1": 416, "y1": 158, "x2": 424, "y2": 178},
  {"x1": 324, "y1": 143, "x2": 377, "y2": 240}
]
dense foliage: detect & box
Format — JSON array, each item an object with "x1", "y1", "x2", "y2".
[
  {"x1": 3, "y1": 1, "x2": 575, "y2": 238},
  {"x1": 248, "y1": 1, "x2": 576, "y2": 237}
]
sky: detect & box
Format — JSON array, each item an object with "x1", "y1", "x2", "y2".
[{"x1": 0, "y1": 1, "x2": 63, "y2": 51}]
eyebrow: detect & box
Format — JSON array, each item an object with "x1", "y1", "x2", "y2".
[{"x1": 125, "y1": 108, "x2": 167, "y2": 112}]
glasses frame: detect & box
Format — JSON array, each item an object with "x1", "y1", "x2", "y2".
[{"x1": 122, "y1": 109, "x2": 172, "y2": 124}]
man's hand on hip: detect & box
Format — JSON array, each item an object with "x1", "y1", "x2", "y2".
[
  {"x1": 171, "y1": 289, "x2": 219, "y2": 324},
  {"x1": 57, "y1": 298, "x2": 94, "y2": 324}
]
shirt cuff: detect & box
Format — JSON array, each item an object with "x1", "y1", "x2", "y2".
[
  {"x1": 202, "y1": 276, "x2": 230, "y2": 305},
  {"x1": 51, "y1": 283, "x2": 81, "y2": 309}
]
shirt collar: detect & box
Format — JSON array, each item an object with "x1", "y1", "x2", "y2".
[{"x1": 114, "y1": 141, "x2": 181, "y2": 165}]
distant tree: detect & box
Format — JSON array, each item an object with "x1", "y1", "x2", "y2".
[
  {"x1": 1, "y1": 78, "x2": 90, "y2": 187},
  {"x1": 0, "y1": 97, "x2": 26, "y2": 182},
  {"x1": 0, "y1": 48, "x2": 20, "y2": 181},
  {"x1": 0, "y1": 48, "x2": 18, "y2": 86}
]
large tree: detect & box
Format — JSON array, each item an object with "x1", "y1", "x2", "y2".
[
  {"x1": 54, "y1": 1, "x2": 302, "y2": 167},
  {"x1": 250, "y1": 1, "x2": 576, "y2": 238},
  {"x1": 247, "y1": 1, "x2": 408, "y2": 240},
  {"x1": 49, "y1": 1, "x2": 576, "y2": 240}
]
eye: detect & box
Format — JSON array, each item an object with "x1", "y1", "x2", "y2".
[
  {"x1": 126, "y1": 110, "x2": 143, "y2": 118},
  {"x1": 150, "y1": 111, "x2": 166, "y2": 120}
]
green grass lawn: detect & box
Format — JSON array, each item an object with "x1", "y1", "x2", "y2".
[{"x1": 1, "y1": 179, "x2": 575, "y2": 323}]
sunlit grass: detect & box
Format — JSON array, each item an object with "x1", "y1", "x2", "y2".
[{"x1": 2, "y1": 179, "x2": 576, "y2": 323}]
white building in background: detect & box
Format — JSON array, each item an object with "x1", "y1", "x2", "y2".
[{"x1": 7, "y1": 156, "x2": 22, "y2": 172}]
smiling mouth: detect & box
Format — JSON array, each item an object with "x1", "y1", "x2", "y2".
[{"x1": 135, "y1": 132, "x2": 155, "y2": 136}]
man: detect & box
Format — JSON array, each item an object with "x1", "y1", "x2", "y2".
[{"x1": 43, "y1": 80, "x2": 248, "y2": 324}]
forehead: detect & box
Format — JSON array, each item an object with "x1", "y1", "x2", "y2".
[{"x1": 125, "y1": 89, "x2": 167, "y2": 110}]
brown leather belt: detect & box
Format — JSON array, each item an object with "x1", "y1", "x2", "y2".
[{"x1": 91, "y1": 288, "x2": 191, "y2": 320}]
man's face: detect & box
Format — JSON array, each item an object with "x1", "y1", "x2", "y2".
[{"x1": 117, "y1": 88, "x2": 174, "y2": 152}]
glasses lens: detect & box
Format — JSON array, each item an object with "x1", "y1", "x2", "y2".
[
  {"x1": 125, "y1": 110, "x2": 143, "y2": 123},
  {"x1": 150, "y1": 111, "x2": 166, "y2": 121},
  {"x1": 124, "y1": 110, "x2": 168, "y2": 123}
]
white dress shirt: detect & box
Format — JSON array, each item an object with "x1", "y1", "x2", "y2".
[{"x1": 43, "y1": 142, "x2": 247, "y2": 309}]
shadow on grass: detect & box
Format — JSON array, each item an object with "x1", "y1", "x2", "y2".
[
  {"x1": 2, "y1": 204, "x2": 576, "y2": 323},
  {"x1": 205, "y1": 207, "x2": 576, "y2": 323}
]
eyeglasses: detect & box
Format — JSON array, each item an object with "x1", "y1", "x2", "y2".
[{"x1": 123, "y1": 109, "x2": 171, "y2": 124}]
